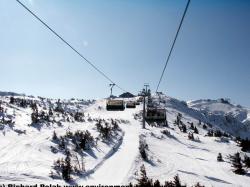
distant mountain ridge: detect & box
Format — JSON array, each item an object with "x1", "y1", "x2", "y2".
[{"x1": 0, "y1": 91, "x2": 25, "y2": 97}]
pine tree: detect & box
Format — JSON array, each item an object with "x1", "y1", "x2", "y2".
[
  {"x1": 243, "y1": 154, "x2": 250, "y2": 168},
  {"x1": 229, "y1": 152, "x2": 246, "y2": 175},
  {"x1": 20, "y1": 99, "x2": 27, "y2": 108},
  {"x1": 49, "y1": 108, "x2": 53, "y2": 116},
  {"x1": 173, "y1": 175, "x2": 182, "y2": 187},
  {"x1": 139, "y1": 138, "x2": 148, "y2": 160},
  {"x1": 194, "y1": 126, "x2": 199, "y2": 134},
  {"x1": 239, "y1": 138, "x2": 250, "y2": 152},
  {"x1": 62, "y1": 151, "x2": 72, "y2": 181},
  {"x1": 217, "y1": 153, "x2": 223, "y2": 162},
  {"x1": 165, "y1": 181, "x2": 175, "y2": 187},
  {"x1": 190, "y1": 123, "x2": 194, "y2": 130},
  {"x1": 59, "y1": 137, "x2": 66, "y2": 150},
  {"x1": 177, "y1": 113, "x2": 182, "y2": 126},
  {"x1": 31, "y1": 112, "x2": 39, "y2": 124},
  {"x1": 188, "y1": 132, "x2": 194, "y2": 140},
  {"x1": 52, "y1": 131, "x2": 58, "y2": 142},
  {"x1": 207, "y1": 130, "x2": 213, "y2": 137},
  {"x1": 182, "y1": 124, "x2": 187, "y2": 133},
  {"x1": 0, "y1": 102, "x2": 3, "y2": 113},
  {"x1": 31, "y1": 102, "x2": 39, "y2": 124},
  {"x1": 10, "y1": 96, "x2": 15, "y2": 104},
  {"x1": 137, "y1": 165, "x2": 152, "y2": 186},
  {"x1": 153, "y1": 179, "x2": 161, "y2": 187},
  {"x1": 128, "y1": 183, "x2": 133, "y2": 187},
  {"x1": 202, "y1": 124, "x2": 207, "y2": 129},
  {"x1": 214, "y1": 130, "x2": 222, "y2": 137}
]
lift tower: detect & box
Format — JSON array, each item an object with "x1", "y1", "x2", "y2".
[{"x1": 109, "y1": 83, "x2": 115, "y2": 98}]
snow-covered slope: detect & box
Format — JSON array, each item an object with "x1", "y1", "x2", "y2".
[
  {"x1": 0, "y1": 91, "x2": 250, "y2": 186},
  {"x1": 188, "y1": 98, "x2": 250, "y2": 138}
]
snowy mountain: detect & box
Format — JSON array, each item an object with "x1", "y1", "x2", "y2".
[{"x1": 0, "y1": 91, "x2": 250, "y2": 186}]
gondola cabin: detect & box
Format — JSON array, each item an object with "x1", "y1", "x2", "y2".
[
  {"x1": 126, "y1": 101, "x2": 136, "y2": 108},
  {"x1": 138, "y1": 97, "x2": 143, "y2": 102},
  {"x1": 106, "y1": 99, "x2": 125, "y2": 111},
  {"x1": 145, "y1": 107, "x2": 166, "y2": 122}
]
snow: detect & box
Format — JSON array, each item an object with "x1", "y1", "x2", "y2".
[
  {"x1": 76, "y1": 99, "x2": 141, "y2": 185},
  {"x1": 78, "y1": 124, "x2": 140, "y2": 185},
  {"x1": 1, "y1": 92, "x2": 250, "y2": 186}
]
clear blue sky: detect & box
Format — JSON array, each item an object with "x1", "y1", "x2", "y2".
[{"x1": 1, "y1": 0, "x2": 250, "y2": 107}]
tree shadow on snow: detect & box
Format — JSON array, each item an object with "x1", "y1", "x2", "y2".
[
  {"x1": 83, "y1": 148, "x2": 97, "y2": 159},
  {"x1": 145, "y1": 159, "x2": 157, "y2": 167},
  {"x1": 195, "y1": 157, "x2": 208, "y2": 161},
  {"x1": 205, "y1": 176, "x2": 232, "y2": 184},
  {"x1": 176, "y1": 153, "x2": 190, "y2": 158},
  {"x1": 187, "y1": 145, "x2": 210, "y2": 152},
  {"x1": 245, "y1": 172, "x2": 250, "y2": 177},
  {"x1": 178, "y1": 170, "x2": 199, "y2": 176}
]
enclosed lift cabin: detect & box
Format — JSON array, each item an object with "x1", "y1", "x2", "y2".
[
  {"x1": 106, "y1": 99, "x2": 125, "y2": 111},
  {"x1": 145, "y1": 107, "x2": 167, "y2": 124},
  {"x1": 126, "y1": 101, "x2": 136, "y2": 108},
  {"x1": 136, "y1": 97, "x2": 143, "y2": 105},
  {"x1": 137, "y1": 97, "x2": 143, "y2": 102}
]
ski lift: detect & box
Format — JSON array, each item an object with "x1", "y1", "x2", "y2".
[
  {"x1": 145, "y1": 107, "x2": 166, "y2": 122},
  {"x1": 137, "y1": 97, "x2": 143, "y2": 102},
  {"x1": 126, "y1": 101, "x2": 136, "y2": 108},
  {"x1": 106, "y1": 99, "x2": 125, "y2": 111}
]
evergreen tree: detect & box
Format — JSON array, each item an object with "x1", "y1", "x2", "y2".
[
  {"x1": 153, "y1": 179, "x2": 161, "y2": 187},
  {"x1": 165, "y1": 181, "x2": 175, "y2": 187},
  {"x1": 217, "y1": 153, "x2": 223, "y2": 162},
  {"x1": 243, "y1": 154, "x2": 250, "y2": 168},
  {"x1": 49, "y1": 108, "x2": 53, "y2": 116},
  {"x1": 10, "y1": 96, "x2": 15, "y2": 104},
  {"x1": 188, "y1": 132, "x2": 194, "y2": 140},
  {"x1": 173, "y1": 175, "x2": 182, "y2": 187},
  {"x1": 214, "y1": 130, "x2": 222, "y2": 137},
  {"x1": 62, "y1": 151, "x2": 72, "y2": 181},
  {"x1": 182, "y1": 124, "x2": 187, "y2": 133},
  {"x1": 52, "y1": 131, "x2": 58, "y2": 142},
  {"x1": 20, "y1": 99, "x2": 27, "y2": 108},
  {"x1": 128, "y1": 183, "x2": 133, "y2": 187},
  {"x1": 31, "y1": 112, "x2": 39, "y2": 124},
  {"x1": 59, "y1": 137, "x2": 66, "y2": 150},
  {"x1": 239, "y1": 138, "x2": 250, "y2": 152},
  {"x1": 229, "y1": 152, "x2": 246, "y2": 175},
  {"x1": 137, "y1": 165, "x2": 152, "y2": 186},
  {"x1": 55, "y1": 99, "x2": 64, "y2": 113},
  {"x1": 190, "y1": 123, "x2": 194, "y2": 130},
  {"x1": 194, "y1": 126, "x2": 199, "y2": 134},
  {"x1": 176, "y1": 113, "x2": 182, "y2": 126},
  {"x1": 207, "y1": 130, "x2": 213, "y2": 137},
  {"x1": 0, "y1": 102, "x2": 3, "y2": 113},
  {"x1": 139, "y1": 138, "x2": 148, "y2": 160}
]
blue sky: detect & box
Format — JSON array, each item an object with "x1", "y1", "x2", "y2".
[{"x1": 0, "y1": 0, "x2": 250, "y2": 107}]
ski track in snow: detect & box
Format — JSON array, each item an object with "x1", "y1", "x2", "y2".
[{"x1": 76, "y1": 99, "x2": 141, "y2": 185}]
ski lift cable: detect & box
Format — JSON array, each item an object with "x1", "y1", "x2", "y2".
[
  {"x1": 156, "y1": 0, "x2": 191, "y2": 92},
  {"x1": 16, "y1": 0, "x2": 128, "y2": 93}
]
